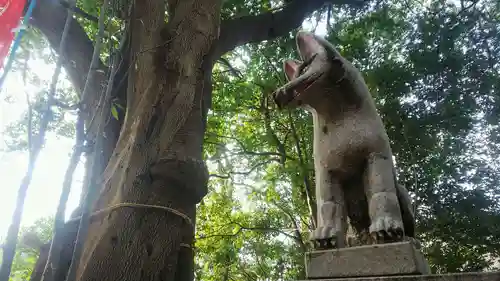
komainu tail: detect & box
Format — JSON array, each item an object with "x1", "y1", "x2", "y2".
[{"x1": 394, "y1": 174, "x2": 416, "y2": 238}]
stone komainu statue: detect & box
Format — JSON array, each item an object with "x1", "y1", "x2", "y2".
[{"x1": 272, "y1": 31, "x2": 415, "y2": 249}]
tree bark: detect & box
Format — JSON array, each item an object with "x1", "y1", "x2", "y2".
[
  {"x1": 26, "y1": 0, "x2": 366, "y2": 280},
  {"x1": 72, "y1": 0, "x2": 221, "y2": 280}
]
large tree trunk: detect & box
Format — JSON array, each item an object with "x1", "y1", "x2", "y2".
[
  {"x1": 25, "y1": 0, "x2": 360, "y2": 280},
  {"x1": 73, "y1": 1, "x2": 221, "y2": 280}
]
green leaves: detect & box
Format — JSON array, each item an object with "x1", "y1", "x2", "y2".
[
  {"x1": 111, "y1": 105, "x2": 118, "y2": 120},
  {"x1": 199, "y1": 0, "x2": 500, "y2": 278},
  {"x1": 110, "y1": 101, "x2": 124, "y2": 120},
  {"x1": 0, "y1": 217, "x2": 54, "y2": 281}
]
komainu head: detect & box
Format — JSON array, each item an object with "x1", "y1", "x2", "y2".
[{"x1": 273, "y1": 31, "x2": 363, "y2": 110}]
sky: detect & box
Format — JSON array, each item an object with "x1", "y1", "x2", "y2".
[
  {"x1": 0, "y1": 57, "x2": 84, "y2": 240},
  {"x1": 0, "y1": 14, "x2": 327, "y2": 241}
]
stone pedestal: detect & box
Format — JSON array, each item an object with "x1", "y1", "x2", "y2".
[
  {"x1": 305, "y1": 241, "x2": 430, "y2": 279},
  {"x1": 303, "y1": 241, "x2": 500, "y2": 281},
  {"x1": 298, "y1": 271, "x2": 500, "y2": 281}
]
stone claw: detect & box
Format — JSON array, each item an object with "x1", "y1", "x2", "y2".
[
  {"x1": 369, "y1": 215, "x2": 405, "y2": 244},
  {"x1": 309, "y1": 225, "x2": 339, "y2": 250},
  {"x1": 370, "y1": 232, "x2": 382, "y2": 244}
]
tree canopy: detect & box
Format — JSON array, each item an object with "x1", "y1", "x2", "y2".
[{"x1": 1, "y1": 0, "x2": 499, "y2": 280}]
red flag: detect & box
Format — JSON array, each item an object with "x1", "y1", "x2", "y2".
[{"x1": 0, "y1": 0, "x2": 27, "y2": 67}]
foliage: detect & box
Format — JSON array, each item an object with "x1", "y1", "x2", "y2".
[
  {"x1": 1, "y1": 0, "x2": 500, "y2": 280},
  {"x1": 0, "y1": 217, "x2": 53, "y2": 281},
  {"x1": 198, "y1": 0, "x2": 500, "y2": 278}
]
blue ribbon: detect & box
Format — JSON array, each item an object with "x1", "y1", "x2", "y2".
[{"x1": 0, "y1": 0, "x2": 38, "y2": 91}]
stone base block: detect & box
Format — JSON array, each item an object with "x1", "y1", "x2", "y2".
[
  {"x1": 305, "y1": 241, "x2": 430, "y2": 279},
  {"x1": 298, "y1": 271, "x2": 500, "y2": 281}
]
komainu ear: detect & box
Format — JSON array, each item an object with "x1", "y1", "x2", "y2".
[
  {"x1": 295, "y1": 31, "x2": 326, "y2": 61},
  {"x1": 283, "y1": 60, "x2": 300, "y2": 81}
]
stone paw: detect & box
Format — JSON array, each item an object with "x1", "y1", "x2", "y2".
[
  {"x1": 369, "y1": 216, "x2": 404, "y2": 244},
  {"x1": 346, "y1": 235, "x2": 360, "y2": 247},
  {"x1": 358, "y1": 230, "x2": 374, "y2": 245},
  {"x1": 309, "y1": 226, "x2": 339, "y2": 250}
]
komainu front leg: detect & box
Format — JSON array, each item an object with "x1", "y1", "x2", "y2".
[
  {"x1": 365, "y1": 153, "x2": 405, "y2": 243},
  {"x1": 310, "y1": 169, "x2": 348, "y2": 249}
]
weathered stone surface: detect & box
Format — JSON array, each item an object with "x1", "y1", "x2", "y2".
[
  {"x1": 272, "y1": 31, "x2": 417, "y2": 250},
  {"x1": 305, "y1": 241, "x2": 430, "y2": 279},
  {"x1": 298, "y1": 271, "x2": 500, "y2": 281}
]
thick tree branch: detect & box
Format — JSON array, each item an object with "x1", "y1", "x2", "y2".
[{"x1": 216, "y1": 0, "x2": 366, "y2": 57}]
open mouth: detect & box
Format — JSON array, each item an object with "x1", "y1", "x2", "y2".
[
  {"x1": 273, "y1": 52, "x2": 325, "y2": 108},
  {"x1": 289, "y1": 72, "x2": 323, "y2": 102}
]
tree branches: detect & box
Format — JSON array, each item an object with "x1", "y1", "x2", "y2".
[
  {"x1": 197, "y1": 220, "x2": 302, "y2": 244},
  {"x1": 215, "y1": 0, "x2": 367, "y2": 57},
  {"x1": 30, "y1": 0, "x2": 108, "y2": 119},
  {"x1": 30, "y1": 0, "x2": 368, "y2": 93}
]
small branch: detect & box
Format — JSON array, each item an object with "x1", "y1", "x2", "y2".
[
  {"x1": 238, "y1": 266, "x2": 258, "y2": 281},
  {"x1": 255, "y1": 256, "x2": 267, "y2": 277},
  {"x1": 26, "y1": 98, "x2": 33, "y2": 159},
  {"x1": 229, "y1": 220, "x2": 302, "y2": 242},
  {"x1": 234, "y1": 151, "x2": 286, "y2": 158},
  {"x1": 216, "y1": 58, "x2": 243, "y2": 79},
  {"x1": 258, "y1": 82, "x2": 287, "y2": 165},
  {"x1": 31, "y1": 0, "x2": 108, "y2": 119},
  {"x1": 197, "y1": 221, "x2": 301, "y2": 242},
  {"x1": 209, "y1": 173, "x2": 231, "y2": 179},
  {"x1": 80, "y1": 0, "x2": 109, "y2": 110},
  {"x1": 58, "y1": 0, "x2": 99, "y2": 22},
  {"x1": 271, "y1": 201, "x2": 307, "y2": 252},
  {"x1": 456, "y1": 0, "x2": 481, "y2": 18},
  {"x1": 65, "y1": 1, "x2": 113, "y2": 280},
  {"x1": 206, "y1": 133, "x2": 292, "y2": 161},
  {"x1": 312, "y1": 9, "x2": 323, "y2": 33},
  {"x1": 287, "y1": 110, "x2": 317, "y2": 228},
  {"x1": 23, "y1": 54, "x2": 33, "y2": 158},
  {"x1": 53, "y1": 99, "x2": 80, "y2": 110},
  {"x1": 326, "y1": 5, "x2": 332, "y2": 32},
  {"x1": 209, "y1": 158, "x2": 279, "y2": 179},
  {"x1": 40, "y1": 110, "x2": 85, "y2": 281},
  {"x1": 260, "y1": 50, "x2": 283, "y2": 84},
  {"x1": 197, "y1": 230, "x2": 242, "y2": 240}
]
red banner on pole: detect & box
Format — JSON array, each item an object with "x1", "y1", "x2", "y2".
[{"x1": 0, "y1": 0, "x2": 27, "y2": 67}]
